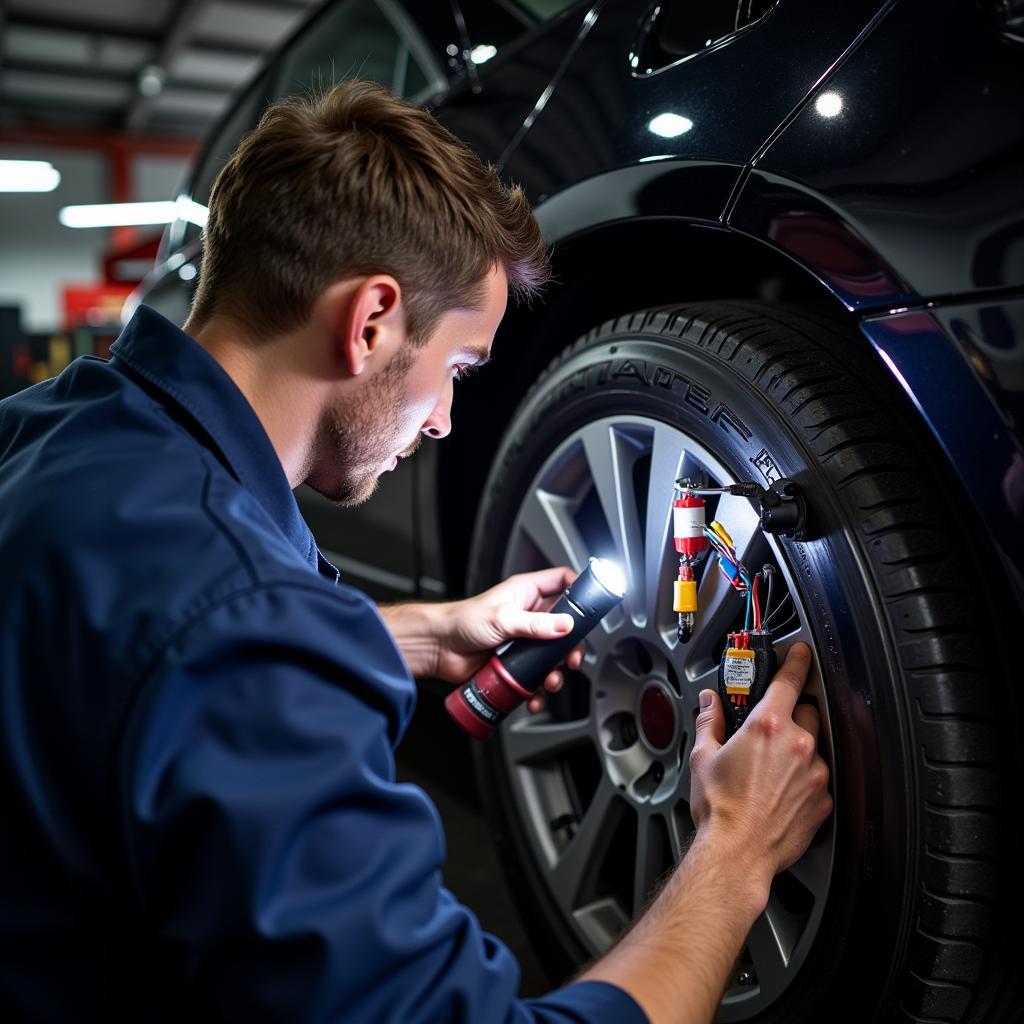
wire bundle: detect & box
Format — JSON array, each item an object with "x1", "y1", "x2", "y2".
[{"x1": 700, "y1": 523, "x2": 797, "y2": 633}]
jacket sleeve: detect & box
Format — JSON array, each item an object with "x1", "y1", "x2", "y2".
[{"x1": 117, "y1": 581, "x2": 647, "y2": 1024}]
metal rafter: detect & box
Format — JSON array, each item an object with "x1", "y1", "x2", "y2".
[
  {"x1": 2, "y1": 57, "x2": 229, "y2": 96},
  {"x1": 0, "y1": 0, "x2": 7, "y2": 81},
  {"x1": 4, "y1": 11, "x2": 264, "y2": 58},
  {"x1": 124, "y1": 0, "x2": 211, "y2": 132}
]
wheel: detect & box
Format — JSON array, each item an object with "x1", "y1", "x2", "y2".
[{"x1": 467, "y1": 303, "x2": 1019, "y2": 1022}]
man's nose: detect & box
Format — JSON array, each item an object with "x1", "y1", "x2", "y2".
[{"x1": 421, "y1": 381, "x2": 453, "y2": 439}]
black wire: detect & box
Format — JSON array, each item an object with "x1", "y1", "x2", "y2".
[
  {"x1": 761, "y1": 565, "x2": 774, "y2": 624},
  {"x1": 763, "y1": 589, "x2": 793, "y2": 629}
]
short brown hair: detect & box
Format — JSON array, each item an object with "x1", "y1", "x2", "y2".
[{"x1": 189, "y1": 80, "x2": 550, "y2": 342}]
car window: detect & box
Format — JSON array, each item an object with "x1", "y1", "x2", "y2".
[
  {"x1": 272, "y1": 0, "x2": 440, "y2": 104},
  {"x1": 172, "y1": 70, "x2": 270, "y2": 251}
]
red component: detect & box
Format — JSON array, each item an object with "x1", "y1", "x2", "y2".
[{"x1": 673, "y1": 492, "x2": 709, "y2": 557}]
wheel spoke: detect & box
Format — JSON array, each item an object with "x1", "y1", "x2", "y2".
[
  {"x1": 519, "y1": 488, "x2": 588, "y2": 574},
  {"x1": 571, "y1": 898, "x2": 632, "y2": 951},
  {"x1": 580, "y1": 422, "x2": 646, "y2": 626},
  {"x1": 642, "y1": 428, "x2": 689, "y2": 639},
  {"x1": 749, "y1": 888, "x2": 805, "y2": 981},
  {"x1": 632, "y1": 811, "x2": 674, "y2": 917},
  {"x1": 550, "y1": 777, "x2": 621, "y2": 914},
  {"x1": 746, "y1": 900, "x2": 792, "y2": 981},
  {"x1": 605, "y1": 743, "x2": 653, "y2": 791},
  {"x1": 669, "y1": 803, "x2": 693, "y2": 862},
  {"x1": 504, "y1": 713, "x2": 594, "y2": 766},
  {"x1": 773, "y1": 619, "x2": 813, "y2": 651},
  {"x1": 786, "y1": 830, "x2": 832, "y2": 895}
]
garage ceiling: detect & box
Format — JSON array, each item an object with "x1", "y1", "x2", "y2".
[{"x1": 0, "y1": 0, "x2": 321, "y2": 139}]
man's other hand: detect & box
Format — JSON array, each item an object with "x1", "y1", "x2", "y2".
[
  {"x1": 380, "y1": 567, "x2": 585, "y2": 706},
  {"x1": 687, "y1": 642, "x2": 834, "y2": 902}
]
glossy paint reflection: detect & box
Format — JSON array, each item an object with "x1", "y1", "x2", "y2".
[{"x1": 743, "y1": 0, "x2": 1024, "y2": 304}]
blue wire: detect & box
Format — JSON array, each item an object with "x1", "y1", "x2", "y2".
[{"x1": 744, "y1": 588, "x2": 752, "y2": 631}]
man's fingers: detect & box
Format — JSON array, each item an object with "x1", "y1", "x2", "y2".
[
  {"x1": 793, "y1": 701, "x2": 820, "y2": 738},
  {"x1": 544, "y1": 670, "x2": 564, "y2": 693},
  {"x1": 511, "y1": 566, "x2": 576, "y2": 601},
  {"x1": 759, "y1": 642, "x2": 813, "y2": 717},
  {"x1": 692, "y1": 689, "x2": 725, "y2": 759},
  {"x1": 567, "y1": 643, "x2": 584, "y2": 671},
  {"x1": 496, "y1": 604, "x2": 574, "y2": 641}
]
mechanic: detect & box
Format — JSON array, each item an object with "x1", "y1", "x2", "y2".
[{"x1": 0, "y1": 81, "x2": 832, "y2": 1023}]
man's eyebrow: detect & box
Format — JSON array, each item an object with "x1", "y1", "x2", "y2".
[{"x1": 461, "y1": 346, "x2": 491, "y2": 366}]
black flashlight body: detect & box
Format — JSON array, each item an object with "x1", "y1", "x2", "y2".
[{"x1": 446, "y1": 560, "x2": 625, "y2": 739}]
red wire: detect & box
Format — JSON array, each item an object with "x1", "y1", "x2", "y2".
[{"x1": 752, "y1": 574, "x2": 761, "y2": 631}]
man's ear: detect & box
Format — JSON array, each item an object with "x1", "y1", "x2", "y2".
[{"x1": 331, "y1": 275, "x2": 403, "y2": 377}]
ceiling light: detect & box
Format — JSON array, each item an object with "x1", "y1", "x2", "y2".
[
  {"x1": 58, "y1": 195, "x2": 209, "y2": 229},
  {"x1": 0, "y1": 159, "x2": 61, "y2": 193},
  {"x1": 175, "y1": 194, "x2": 208, "y2": 228},
  {"x1": 59, "y1": 201, "x2": 179, "y2": 228},
  {"x1": 137, "y1": 64, "x2": 166, "y2": 98},
  {"x1": 815, "y1": 91, "x2": 843, "y2": 118},
  {"x1": 647, "y1": 112, "x2": 694, "y2": 138}
]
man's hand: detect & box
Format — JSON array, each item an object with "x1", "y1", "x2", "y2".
[
  {"x1": 580, "y1": 641, "x2": 832, "y2": 1024},
  {"x1": 380, "y1": 567, "x2": 585, "y2": 709},
  {"x1": 687, "y1": 641, "x2": 833, "y2": 899}
]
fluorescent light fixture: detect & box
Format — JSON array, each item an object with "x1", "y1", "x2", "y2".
[
  {"x1": 175, "y1": 194, "x2": 208, "y2": 228},
  {"x1": 815, "y1": 91, "x2": 843, "y2": 118},
  {"x1": 60, "y1": 201, "x2": 178, "y2": 227},
  {"x1": 59, "y1": 195, "x2": 209, "y2": 229},
  {"x1": 469, "y1": 44, "x2": 497, "y2": 64},
  {"x1": 0, "y1": 159, "x2": 61, "y2": 193},
  {"x1": 647, "y1": 112, "x2": 694, "y2": 139}
]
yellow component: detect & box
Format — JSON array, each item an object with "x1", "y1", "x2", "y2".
[
  {"x1": 710, "y1": 520, "x2": 734, "y2": 547},
  {"x1": 673, "y1": 579, "x2": 697, "y2": 613},
  {"x1": 723, "y1": 648, "x2": 755, "y2": 694}
]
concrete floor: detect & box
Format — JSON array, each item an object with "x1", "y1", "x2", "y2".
[{"x1": 396, "y1": 684, "x2": 550, "y2": 997}]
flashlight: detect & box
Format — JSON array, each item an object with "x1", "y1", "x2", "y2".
[{"x1": 446, "y1": 557, "x2": 627, "y2": 739}]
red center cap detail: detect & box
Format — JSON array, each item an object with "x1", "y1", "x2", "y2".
[{"x1": 640, "y1": 685, "x2": 675, "y2": 751}]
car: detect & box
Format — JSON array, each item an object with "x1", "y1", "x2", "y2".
[{"x1": 129, "y1": 1, "x2": 1024, "y2": 1021}]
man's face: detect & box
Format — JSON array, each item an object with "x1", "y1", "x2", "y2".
[{"x1": 307, "y1": 265, "x2": 508, "y2": 506}]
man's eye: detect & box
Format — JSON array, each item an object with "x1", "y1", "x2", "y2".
[{"x1": 453, "y1": 364, "x2": 479, "y2": 381}]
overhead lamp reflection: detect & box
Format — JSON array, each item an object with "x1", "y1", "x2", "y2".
[
  {"x1": 815, "y1": 91, "x2": 843, "y2": 118},
  {"x1": 647, "y1": 112, "x2": 694, "y2": 138}
]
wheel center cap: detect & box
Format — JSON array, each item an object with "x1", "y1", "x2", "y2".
[{"x1": 639, "y1": 683, "x2": 676, "y2": 751}]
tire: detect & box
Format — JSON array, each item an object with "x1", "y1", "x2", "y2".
[{"x1": 467, "y1": 303, "x2": 1020, "y2": 1023}]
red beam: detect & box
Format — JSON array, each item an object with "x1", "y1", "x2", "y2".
[{"x1": 0, "y1": 127, "x2": 199, "y2": 158}]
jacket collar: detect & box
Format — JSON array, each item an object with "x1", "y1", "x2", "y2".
[{"x1": 110, "y1": 305, "x2": 325, "y2": 573}]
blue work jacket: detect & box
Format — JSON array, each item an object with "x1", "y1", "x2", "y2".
[{"x1": 0, "y1": 307, "x2": 646, "y2": 1023}]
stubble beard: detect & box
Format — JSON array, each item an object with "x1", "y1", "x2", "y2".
[{"x1": 309, "y1": 347, "x2": 417, "y2": 508}]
